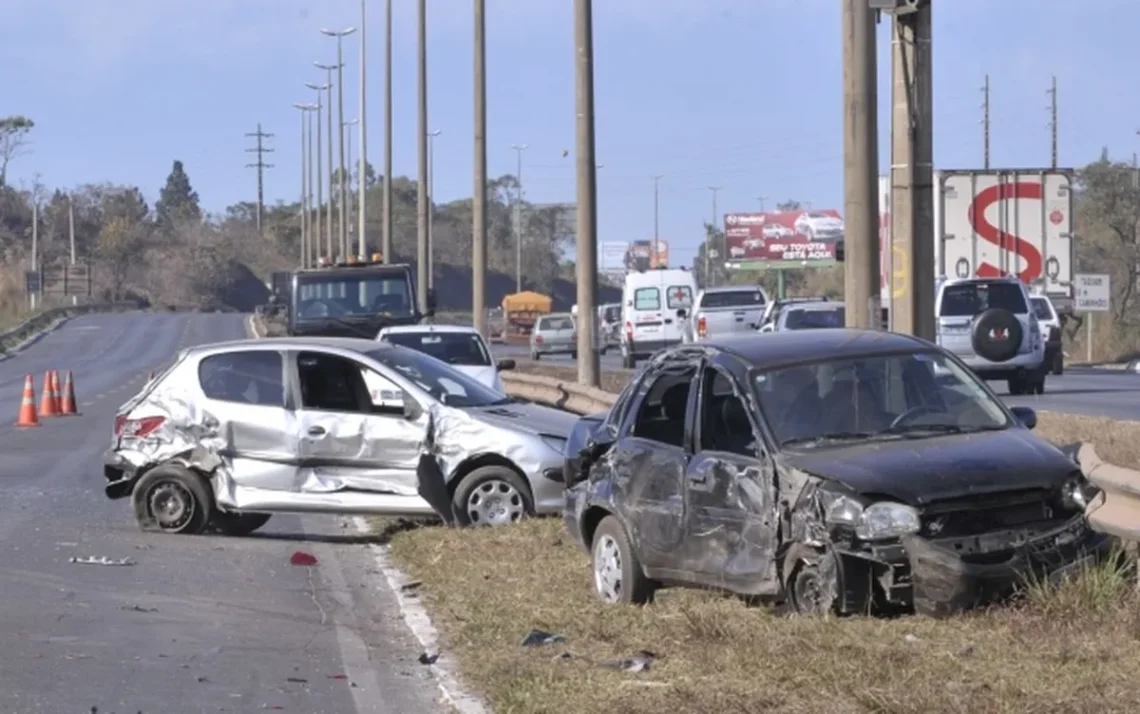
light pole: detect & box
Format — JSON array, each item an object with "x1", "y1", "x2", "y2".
[
  {"x1": 358, "y1": 0, "x2": 368, "y2": 259},
  {"x1": 652, "y1": 174, "x2": 664, "y2": 267},
  {"x1": 708, "y1": 185, "x2": 723, "y2": 286},
  {"x1": 472, "y1": 0, "x2": 487, "y2": 335},
  {"x1": 382, "y1": 0, "x2": 393, "y2": 263},
  {"x1": 314, "y1": 61, "x2": 339, "y2": 259},
  {"x1": 511, "y1": 143, "x2": 527, "y2": 292},
  {"x1": 305, "y1": 81, "x2": 329, "y2": 261},
  {"x1": 345, "y1": 118, "x2": 360, "y2": 248},
  {"x1": 293, "y1": 103, "x2": 317, "y2": 267},
  {"x1": 415, "y1": 0, "x2": 429, "y2": 313},
  {"x1": 757, "y1": 195, "x2": 767, "y2": 211},
  {"x1": 427, "y1": 129, "x2": 440, "y2": 288},
  {"x1": 321, "y1": 27, "x2": 357, "y2": 260}
]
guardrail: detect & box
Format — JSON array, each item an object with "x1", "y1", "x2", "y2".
[
  {"x1": 1081, "y1": 443, "x2": 1140, "y2": 543},
  {"x1": 500, "y1": 372, "x2": 616, "y2": 415},
  {"x1": 0, "y1": 301, "x2": 142, "y2": 354}
]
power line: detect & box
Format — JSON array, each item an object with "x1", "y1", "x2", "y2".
[{"x1": 245, "y1": 123, "x2": 275, "y2": 236}]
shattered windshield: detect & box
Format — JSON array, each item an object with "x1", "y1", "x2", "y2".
[
  {"x1": 751, "y1": 350, "x2": 1010, "y2": 449},
  {"x1": 381, "y1": 331, "x2": 492, "y2": 367},
  {"x1": 296, "y1": 270, "x2": 414, "y2": 319},
  {"x1": 366, "y1": 347, "x2": 507, "y2": 408}
]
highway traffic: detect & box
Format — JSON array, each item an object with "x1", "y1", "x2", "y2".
[{"x1": 0, "y1": 313, "x2": 446, "y2": 714}]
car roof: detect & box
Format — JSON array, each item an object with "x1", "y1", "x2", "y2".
[
  {"x1": 699, "y1": 329, "x2": 928, "y2": 369},
  {"x1": 785, "y1": 301, "x2": 842, "y2": 311},
  {"x1": 183, "y1": 336, "x2": 396, "y2": 359},
  {"x1": 941, "y1": 275, "x2": 1024, "y2": 288},
  {"x1": 380, "y1": 324, "x2": 479, "y2": 335},
  {"x1": 701, "y1": 285, "x2": 764, "y2": 294},
  {"x1": 539, "y1": 312, "x2": 574, "y2": 319}
]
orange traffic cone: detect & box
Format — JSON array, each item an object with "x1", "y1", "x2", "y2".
[
  {"x1": 50, "y1": 370, "x2": 62, "y2": 414},
  {"x1": 38, "y1": 371, "x2": 58, "y2": 417},
  {"x1": 60, "y1": 370, "x2": 77, "y2": 415},
  {"x1": 16, "y1": 375, "x2": 39, "y2": 427}
]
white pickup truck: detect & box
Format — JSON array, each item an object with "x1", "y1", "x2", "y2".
[{"x1": 688, "y1": 286, "x2": 769, "y2": 342}]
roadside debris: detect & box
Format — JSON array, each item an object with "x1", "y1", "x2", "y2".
[
  {"x1": 289, "y1": 550, "x2": 318, "y2": 566},
  {"x1": 418, "y1": 651, "x2": 440, "y2": 665},
  {"x1": 601, "y1": 650, "x2": 657, "y2": 673},
  {"x1": 121, "y1": 605, "x2": 158, "y2": 613},
  {"x1": 69, "y1": 556, "x2": 136, "y2": 566},
  {"x1": 520, "y1": 628, "x2": 566, "y2": 647}
]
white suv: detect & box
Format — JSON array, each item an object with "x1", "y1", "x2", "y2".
[{"x1": 935, "y1": 276, "x2": 1047, "y2": 395}]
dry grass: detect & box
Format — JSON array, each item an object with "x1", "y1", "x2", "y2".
[{"x1": 380, "y1": 366, "x2": 1140, "y2": 713}]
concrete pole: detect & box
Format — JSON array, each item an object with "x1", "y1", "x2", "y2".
[
  {"x1": 707, "y1": 186, "x2": 722, "y2": 287},
  {"x1": 416, "y1": 0, "x2": 430, "y2": 312},
  {"x1": 511, "y1": 144, "x2": 527, "y2": 291},
  {"x1": 842, "y1": 0, "x2": 880, "y2": 328},
  {"x1": 31, "y1": 201, "x2": 38, "y2": 310},
  {"x1": 652, "y1": 174, "x2": 663, "y2": 266},
  {"x1": 336, "y1": 35, "x2": 349, "y2": 258},
  {"x1": 472, "y1": 0, "x2": 488, "y2": 336},
  {"x1": 428, "y1": 130, "x2": 440, "y2": 288},
  {"x1": 293, "y1": 104, "x2": 309, "y2": 268},
  {"x1": 382, "y1": 0, "x2": 393, "y2": 263},
  {"x1": 315, "y1": 63, "x2": 338, "y2": 260},
  {"x1": 306, "y1": 82, "x2": 328, "y2": 260},
  {"x1": 307, "y1": 107, "x2": 316, "y2": 266},
  {"x1": 358, "y1": 0, "x2": 368, "y2": 258},
  {"x1": 574, "y1": 0, "x2": 600, "y2": 387},
  {"x1": 889, "y1": 3, "x2": 935, "y2": 339}
]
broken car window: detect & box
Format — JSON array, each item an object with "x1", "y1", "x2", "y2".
[
  {"x1": 365, "y1": 347, "x2": 509, "y2": 408},
  {"x1": 297, "y1": 352, "x2": 369, "y2": 412},
  {"x1": 753, "y1": 350, "x2": 1010, "y2": 448},
  {"x1": 198, "y1": 351, "x2": 285, "y2": 407},
  {"x1": 698, "y1": 369, "x2": 756, "y2": 457},
  {"x1": 630, "y1": 367, "x2": 696, "y2": 448}
]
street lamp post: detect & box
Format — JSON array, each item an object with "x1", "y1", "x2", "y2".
[
  {"x1": 314, "y1": 62, "x2": 339, "y2": 260},
  {"x1": 293, "y1": 103, "x2": 317, "y2": 267},
  {"x1": 427, "y1": 129, "x2": 440, "y2": 288},
  {"x1": 321, "y1": 27, "x2": 357, "y2": 261},
  {"x1": 305, "y1": 81, "x2": 329, "y2": 262},
  {"x1": 511, "y1": 143, "x2": 527, "y2": 292},
  {"x1": 345, "y1": 118, "x2": 360, "y2": 247},
  {"x1": 358, "y1": 0, "x2": 368, "y2": 259}
]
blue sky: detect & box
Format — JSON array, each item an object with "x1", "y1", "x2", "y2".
[{"x1": 2, "y1": 0, "x2": 1137, "y2": 270}]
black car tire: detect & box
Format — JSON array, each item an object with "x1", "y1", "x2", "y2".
[
  {"x1": 132, "y1": 464, "x2": 215, "y2": 535},
  {"x1": 212, "y1": 511, "x2": 272, "y2": 536},
  {"x1": 971, "y1": 309, "x2": 1023, "y2": 363},
  {"x1": 451, "y1": 465, "x2": 534, "y2": 527},
  {"x1": 784, "y1": 546, "x2": 871, "y2": 616},
  {"x1": 590, "y1": 515, "x2": 654, "y2": 605}
]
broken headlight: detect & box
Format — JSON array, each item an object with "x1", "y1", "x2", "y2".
[
  {"x1": 1061, "y1": 474, "x2": 1098, "y2": 511},
  {"x1": 825, "y1": 496, "x2": 921, "y2": 541}
]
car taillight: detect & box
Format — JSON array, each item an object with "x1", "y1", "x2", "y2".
[
  {"x1": 625, "y1": 321, "x2": 633, "y2": 340},
  {"x1": 535, "y1": 335, "x2": 544, "y2": 344},
  {"x1": 115, "y1": 415, "x2": 166, "y2": 438},
  {"x1": 697, "y1": 316, "x2": 707, "y2": 337}
]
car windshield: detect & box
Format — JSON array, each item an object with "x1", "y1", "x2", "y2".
[
  {"x1": 785, "y1": 307, "x2": 845, "y2": 329},
  {"x1": 296, "y1": 270, "x2": 414, "y2": 319},
  {"x1": 939, "y1": 282, "x2": 1027, "y2": 317},
  {"x1": 1030, "y1": 297, "x2": 1054, "y2": 321},
  {"x1": 700, "y1": 290, "x2": 766, "y2": 308},
  {"x1": 751, "y1": 350, "x2": 1010, "y2": 449},
  {"x1": 602, "y1": 306, "x2": 621, "y2": 323},
  {"x1": 366, "y1": 348, "x2": 507, "y2": 407},
  {"x1": 381, "y1": 331, "x2": 492, "y2": 367},
  {"x1": 539, "y1": 315, "x2": 574, "y2": 331}
]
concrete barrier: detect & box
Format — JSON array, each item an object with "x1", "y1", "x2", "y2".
[
  {"x1": 1082, "y1": 443, "x2": 1140, "y2": 543},
  {"x1": 500, "y1": 372, "x2": 616, "y2": 415}
]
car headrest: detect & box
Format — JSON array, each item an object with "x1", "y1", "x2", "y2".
[{"x1": 660, "y1": 382, "x2": 689, "y2": 420}]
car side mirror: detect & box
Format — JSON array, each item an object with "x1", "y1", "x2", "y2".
[
  {"x1": 497, "y1": 358, "x2": 516, "y2": 371},
  {"x1": 1010, "y1": 406, "x2": 1036, "y2": 430},
  {"x1": 402, "y1": 393, "x2": 423, "y2": 421}
]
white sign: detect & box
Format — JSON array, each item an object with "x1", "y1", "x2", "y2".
[{"x1": 1074, "y1": 273, "x2": 1110, "y2": 312}]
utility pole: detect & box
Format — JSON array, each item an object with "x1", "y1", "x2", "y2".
[
  {"x1": 67, "y1": 197, "x2": 77, "y2": 304},
  {"x1": 842, "y1": 0, "x2": 879, "y2": 329},
  {"x1": 472, "y1": 0, "x2": 488, "y2": 336},
  {"x1": 652, "y1": 174, "x2": 664, "y2": 266},
  {"x1": 1047, "y1": 75, "x2": 1058, "y2": 168},
  {"x1": 315, "y1": 62, "x2": 339, "y2": 259},
  {"x1": 757, "y1": 196, "x2": 767, "y2": 211},
  {"x1": 30, "y1": 201, "x2": 38, "y2": 310},
  {"x1": 306, "y1": 110, "x2": 316, "y2": 266},
  {"x1": 888, "y1": 0, "x2": 935, "y2": 340},
  {"x1": 707, "y1": 186, "x2": 722, "y2": 287},
  {"x1": 428, "y1": 129, "x2": 441, "y2": 288},
  {"x1": 511, "y1": 143, "x2": 527, "y2": 292},
  {"x1": 416, "y1": 0, "x2": 430, "y2": 312},
  {"x1": 244, "y1": 124, "x2": 274, "y2": 236},
  {"x1": 305, "y1": 81, "x2": 328, "y2": 258},
  {"x1": 382, "y1": 0, "x2": 394, "y2": 263},
  {"x1": 358, "y1": 0, "x2": 368, "y2": 258},
  {"x1": 574, "y1": 0, "x2": 600, "y2": 388},
  {"x1": 981, "y1": 74, "x2": 990, "y2": 169},
  {"x1": 293, "y1": 103, "x2": 315, "y2": 267},
  {"x1": 321, "y1": 27, "x2": 357, "y2": 260},
  {"x1": 345, "y1": 118, "x2": 360, "y2": 248}
]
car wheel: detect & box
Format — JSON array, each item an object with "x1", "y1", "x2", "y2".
[
  {"x1": 452, "y1": 465, "x2": 534, "y2": 527},
  {"x1": 590, "y1": 515, "x2": 654, "y2": 605},
  {"x1": 132, "y1": 464, "x2": 214, "y2": 535},
  {"x1": 211, "y1": 511, "x2": 272, "y2": 536},
  {"x1": 1007, "y1": 377, "x2": 1024, "y2": 396},
  {"x1": 1032, "y1": 376, "x2": 1046, "y2": 395}
]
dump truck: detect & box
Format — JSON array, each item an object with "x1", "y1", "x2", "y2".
[{"x1": 502, "y1": 291, "x2": 552, "y2": 335}]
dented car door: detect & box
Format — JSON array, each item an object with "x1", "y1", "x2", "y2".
[
  {"x1": 682, "y1": 362, "x2": 779, "y2": 595},
  {"x1": 291, "y1": 350, "x2": 427, "y2": 496}
]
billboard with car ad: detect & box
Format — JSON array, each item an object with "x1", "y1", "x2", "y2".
[
  {"x1": 625, "y1": 239, "x2": 669, "y2": 270},
  {"x1": 723, "y1": 209, "x2": 844, "y2": 267}
]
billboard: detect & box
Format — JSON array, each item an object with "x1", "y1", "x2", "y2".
[
  {"x1": 625, "y1": 239, "x2": 669, "y2": 270},
  {"x1": 723, "y1": 210, "x2": 844, "y2": 266},
  {"x1": 600, "y1": 242, "x2": 628, "y2": 274}
]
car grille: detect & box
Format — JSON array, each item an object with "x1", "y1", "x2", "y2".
[{"x1": 919, "y1": 490, "x2": 1057, "y2": 539}]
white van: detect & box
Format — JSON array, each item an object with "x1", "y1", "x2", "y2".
[{"x1": 619, "y1": 267, "x2": 696, "y2": 368}]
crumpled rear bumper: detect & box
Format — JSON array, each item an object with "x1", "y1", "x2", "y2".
[{"x1": 103, "y1": 447, "x2": 144, "y2": 500}]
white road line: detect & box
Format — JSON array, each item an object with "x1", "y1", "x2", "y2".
[{"x1": 351, "y1": 516, "x2": 487, "y2": 714}]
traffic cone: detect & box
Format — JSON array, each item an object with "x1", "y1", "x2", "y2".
[
  {"x1": 16, "y1": 375, "x2": 39, "y2": 427},
  {"x1": 38, "y1": 371, "x2": 58, "y2": 417},
  {"x1": 60, "y1": 371, "x2": 78, "y2": 415},
  {"x1": 50, "y1": 370, "x2": 62, "y2": 414}
]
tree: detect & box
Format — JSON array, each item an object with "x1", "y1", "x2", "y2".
[
  {"x1": 693, "y1": 223, "x2": 729, "y2": 287},
  {"x1": 96, "y1": 216, "x2": 146, "y2": 299},
  {"x1": 776, "y1": 199, "x2": 802, "y2": 212},
  {"x1": 155, "y1": 160, "x2": 202, "y2": 229},
  {"x1": 1075, "y1": 152, "x2": 1140, "y2": 323},
  {"x1": 0, "y1": 115, "x2": 34, "y2": 187}
]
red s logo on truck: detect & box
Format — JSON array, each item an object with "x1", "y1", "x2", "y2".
[{"x1": 967, "y1": 182, "x2": 1044, "y2": 282}]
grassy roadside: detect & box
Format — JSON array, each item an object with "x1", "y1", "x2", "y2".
[{"x1": 381, "y1": 364, "x2": 1140, "y2": 713}]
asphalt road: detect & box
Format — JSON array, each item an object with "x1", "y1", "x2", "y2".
[
  {"x1": 0, "y1": 312, "x2": 446, "y2": 714},
  {"x1": 492, "y1": 344, "x2": 1140, "y2": 421}
]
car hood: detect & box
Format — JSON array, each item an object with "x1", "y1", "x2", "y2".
[
  {"x1": 453, "y1": 364, "x2": 501, "y2": 391},
  {"x1": 464, "y1": 401, "x2": 578, "y2": 439},
  {"x1": 781, "y1": 428, "x2": 1073, "y2": 506}
]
